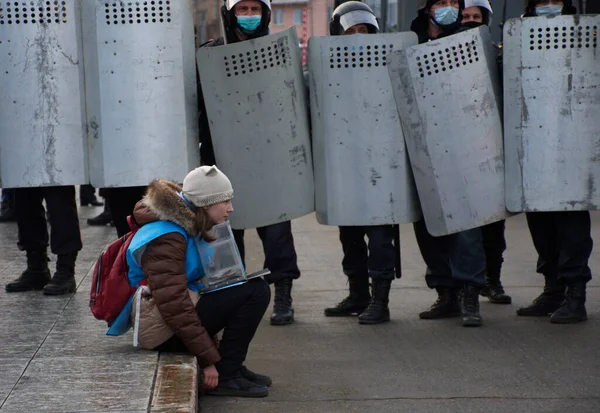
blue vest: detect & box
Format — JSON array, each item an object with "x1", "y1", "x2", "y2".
[{"x1": 107, "y1": 221, "x2": 211, "y2": 336}]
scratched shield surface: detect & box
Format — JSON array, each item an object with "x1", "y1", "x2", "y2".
[
  {"x1": 197, "y1": 28, "x2": 314, "y2": 230},
  {"x1": 503, "y1": 16, "x2": 600, "y2": 212},
  {"x1": 388, "y1": 27, "x2": 509, "y2": 236},
  {"x1": 309, "y1": 33, "x2": 421, "y2": 226},
  {"x1": 81, "y1": 0, "x2": 199, "y2": 187},
  {"x1": 0, "y1": 1, "x2": 88, "y2": 187}
]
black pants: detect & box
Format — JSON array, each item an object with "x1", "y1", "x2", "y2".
[
  {"x1": 15, "y1": 186, "x2": 82, "y2": 255},
  {"x1": 339, "y1": 225, "x2": 396, "y2": 281},
  {"x1": 526, "y1": 211, "x2": 593, "y2": 282},
  {"x1": 233, "y1": 221, "x2": 301, "y2": 284},
  {"x1": 155, "y1": 278, "x2": 270, "y2": 380},
  {"x1": 481, "y1": 220, "x2": 506, "y2": 277},
  {"x1": 79, "y1": 184, "x2": 97, "y2": 203},
  {"x1": 104, "y1": 186, "x2": 147, "y2": 237},
  {"x1": 414, "y1": 219, "x2": 486, "y2": 288}
]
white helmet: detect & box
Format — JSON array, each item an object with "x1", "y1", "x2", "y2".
[{"x1": 226, "y1": 0, "x2": 271, "y2": 11}]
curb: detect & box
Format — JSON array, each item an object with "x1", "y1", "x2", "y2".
[{"x1": 150, "y1": 353, "x2": 198, "y2": 413}]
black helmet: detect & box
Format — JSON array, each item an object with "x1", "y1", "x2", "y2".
[
  {"x1": 221, "y1": 0, "x2": 272, "y2": 43},
  {"x1": 330, "y1": 1, "x2": 380, "y2": 36},
  {"x1": 523, "y1": 0, "x2": 577, "y2": 17}
]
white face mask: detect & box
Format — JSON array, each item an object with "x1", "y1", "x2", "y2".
[{"x1": 536, "y1": 5, "x2": 563, "y2": 17}]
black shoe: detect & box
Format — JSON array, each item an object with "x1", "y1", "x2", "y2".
[
  {"x1": 270, "y1": 279, "x2": 294, "y2": 326},
  {"x1": 43, "y1": 252, "x2": 77, "y2": 296},
  {"x1": 481, "y1": 282, "x2": 512, "y2": 304},
  {"x1": 419, "y1": 287, "x2": 461, "y2": 319},
  {"x1": 6, "y1": 269, "x2": 51, "y2": 292},
  {"x1": 81, "y1": 197, "x2": 104, "y2": 207},
  {"x1": 460, "y1": 284, "x2": 483, "y2": 327},
  {"x1": 206, "y1": 377, "x2": 269, "y2": 398},
  {"x1": 5, "y1": 250, "x2": 51, "y2": 292},
  {"x1": 325, "y1": 274, "x2": 370, "y2": 317},
  {"x1": 550, "y1": 281, "x2": 588, "y2": 324},
  {"x1": 240, "y1": 366, "x2": 272, "y2": 387},
  {"x1": 517, "y1": 276, "x2": 565, "y2": 317},
  {"x1": 358, "y1": 279, "x2": 391, "y2": 325},
  {"x1": 87, "y1": 208, "x2": 113, "y2": 226}
]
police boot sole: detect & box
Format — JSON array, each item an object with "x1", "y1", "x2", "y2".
[
  {"x1": 516, "y1": 306, "x2": 561, "y2": 317},
  {"x1": 358, "y1": 315, "x2": 391, "y2": 325},
  {"x1": 461, "y1": 317, "x2": 483, "y2": 327},
  {"x1": 488, "y1": 295, "x2": 512, "y2": 304},
  {"x1": 550, "y1": 314, "x2": 588, "y2": 324},
  {"x1": 5, "y1": 283, "x2": 47, "y2": 293},
  {"x1": 43, "y1": 285, "x2": 76, "y2": 296},
  {"x1": 324, "y1": 306, "x2": 368, "y2": 317},
  {"x1": 419, "y1": 310, "x2": 461, "y2": 320}
]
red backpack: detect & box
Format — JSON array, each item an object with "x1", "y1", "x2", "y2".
[{"x1": 89, "y1": 216, "x2": 145, "y2": 326}]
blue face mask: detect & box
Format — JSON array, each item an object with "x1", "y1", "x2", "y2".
[
  {"x1": 433, "y1": 6, "x2": 459, "y2": 26},
  {"x1": 237, "y1": 15, "x2": 262, "y2": 32},
  {"x1": 536, "y1": 5, "x2": 563, "y2": 17}
]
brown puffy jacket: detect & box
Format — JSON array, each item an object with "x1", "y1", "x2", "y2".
[{"x1": 131, "y1": 179, "x2": 220, "y2": 368}]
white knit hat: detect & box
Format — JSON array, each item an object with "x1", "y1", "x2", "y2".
[{"x1": 182, "y1": 166, "x2": 233, "y2": 207}]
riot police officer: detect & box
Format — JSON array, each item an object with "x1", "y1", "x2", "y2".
[
  {"x1": 5, "y1": 185, "x2": 82, "y2": 295},
  {"x1": 322, "y1": 1, "x2": 398, "y2": 325},
  {"x1": 197, "y1": 0, "x2": 301, "y2": 326},
  {"x1": 460, "y1": 0, "x2": 513, "y2": 305},
  {"x1": 516, "y1": 0, "x2": 591, "y2": 324},
  {"x1": 410, "y1": 0, "x2": 488, "y2": 327}
]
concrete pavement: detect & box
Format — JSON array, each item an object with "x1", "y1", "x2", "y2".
[{"x1": 1, "y1": 203, "x2": 599, "y2": 413}]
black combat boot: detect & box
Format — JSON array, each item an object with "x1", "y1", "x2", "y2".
[
  {"x1": 480, "y1": 271, "x2": 512, "y2": 304},
  {"x1": 87, "y1": 205, "x2": 113, "y2": 226},
  {"x1": 517, "y1": 275, "x2": 565, "y2": 317},
  {"x1": 43, "y1": 252, "x2": 77, "y2": 295},
  {"x1": 460, "y1": 284, "x2": 483, "y2": 327},
  {"x1": 324, "y1": 274, "x2": 371, "y2": 317},
  {"x1": 550, "y1": 280, "x2": 588, "y2": 324},
  {"x1": 358, "y1": 279, "x2": 391, "y2": 324},
  {"x1": 5, "y1": 250, "x2": 51, "y2": 292},
  {"x1": 270, "y1": 278, "x2": 294, "y2": 325},
  {"x1": 419, "y1": 287, "x2": 461, "y2": 319}
]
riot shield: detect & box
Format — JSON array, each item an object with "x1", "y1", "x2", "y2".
[
  {"x1": 197, "y1": 28, "x2": 314, "y2": 230},
  {"x1": 0, "y1": 1, "x2": 87, "y2": 187},
  {"x1": 387, "y1": 27, "x2": 510, "y2": 236},
  {"x1": 503, "y1": 15, "x2": 600, "y2": 212},
  {"x1": 309, "y1": 33, "x2": 421, "y2": 226},
  {"x1": 81, "y1": 0, "x2": 199, "y2": 187}
]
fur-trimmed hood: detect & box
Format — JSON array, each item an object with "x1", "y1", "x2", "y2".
[{"x1": 133, "y1": 179, "x2": 198, "y2": 235}]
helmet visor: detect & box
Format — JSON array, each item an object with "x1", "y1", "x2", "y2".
[{"x1": 339, "y1": 10, "x2": 379, "y2": 33}]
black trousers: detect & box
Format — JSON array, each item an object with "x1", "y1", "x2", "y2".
[
  {"x1": 15, "y1": 186, "x2": 82, "y2": 255},
  {"x1": 79, "y1": 184, "x2": 97, "y2": 203},
  {"x1": 480, "y1": 220, "x2": 506, "y2": 277},
  {"x1": 233, "y1": 221, "x2": 301, "y2": 284},
  {"x1": 155, "y1": 278, "x2": 270, "y2": 380},
  {"x1": 526, "y1": 211, "x2": 592, "y2": 282},
  {"x1": 414, "y1": 219, "x2": 486, "y2": 288},
  {"x1": 339, "y1": 225, "x2": 396, "y2": 281},
  {"x1": 104, "y1": 186, "x2": 147, "y2": 237}
]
